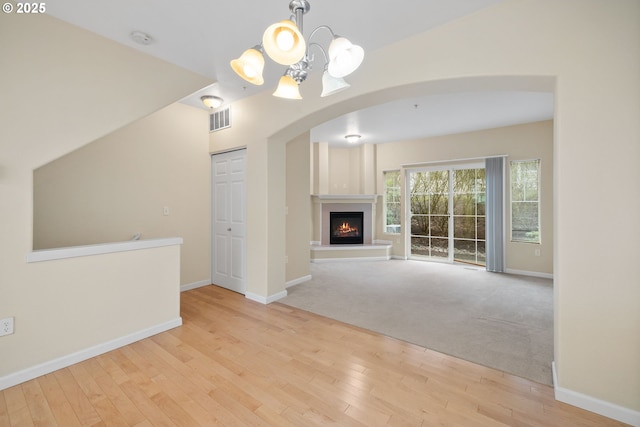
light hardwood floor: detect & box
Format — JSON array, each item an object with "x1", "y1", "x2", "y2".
[{"x1": 0, "y1": 285, "x2": 628, "y2": 426}]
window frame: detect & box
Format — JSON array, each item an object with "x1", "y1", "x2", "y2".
[
  {"x1": 383, "y1": 170, "x2": 401, "y2": 234},
  {"x1": 510, "y1": 159, "x2": 541, "y2": 244}
]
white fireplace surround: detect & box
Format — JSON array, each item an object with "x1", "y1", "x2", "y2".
[
  {"x1": 311, "y1": 194, "x2": 378, "y2": 246},
  {"x1": 310, "y1": 195, "x2": 392, "y2": 262}
]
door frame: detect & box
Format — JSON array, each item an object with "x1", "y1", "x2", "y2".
[
  {"x1": 210, "y1": 147, "x2": 247, "y2": 294},
  {"x1": 405, "y1": 161, "x2": 485, "y2": 264}
]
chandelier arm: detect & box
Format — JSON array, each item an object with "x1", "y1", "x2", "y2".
[
  {"x1": 308, "y1": 25, "x2": 336, "y2": 43},
  {"x1": 308, "y1": 42, "x2": 329, "y2": 66}
]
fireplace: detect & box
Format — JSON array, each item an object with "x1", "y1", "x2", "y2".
[{"x1": 330, "y1": 211, "x2": 364, "y2": 245}]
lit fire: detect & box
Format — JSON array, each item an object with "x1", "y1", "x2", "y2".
[{"x1": 335, "y1": 222, "x2": 359, "y2": 236}]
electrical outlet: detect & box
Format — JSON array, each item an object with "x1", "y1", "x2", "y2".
[
  {"x1": 535, "y1": 248, "x2": 541, "y2": 257},
  {"x1": 0, "y1": 317, "x2": 14, "y2": 337}
]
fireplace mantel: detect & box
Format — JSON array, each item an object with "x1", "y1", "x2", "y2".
[{"x1": 311, "y1": 194, "x2": 379, "y2": 204}]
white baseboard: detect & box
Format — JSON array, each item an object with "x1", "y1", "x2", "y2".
[
  {"x1": 286, "y1": 275, "x2": 312, "y2": 288},
  {"x1": 245, "y1": 290, "x2": 288, "y2": 304},
  {"x1": 552, "y1": 362, "x2": 640, "y2": 426},
  {"x1": 505, "y1": 268, "x2": 553, "y2": 279},
  {"x1": 0, "y1": 317, "x2": 182, "y2": 391},
  {"x1": 180, "y1": 279, "x2": 211, "y2": 292}
]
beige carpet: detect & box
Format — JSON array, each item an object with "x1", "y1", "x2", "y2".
[{"x1": 279, "y1": 259, "x2": 554, "y2": 385}]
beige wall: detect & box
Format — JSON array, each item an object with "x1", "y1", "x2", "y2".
[
  {"x1": 319, "y1": 144, "x2": 377, "y2": 195},
  {"x1": 33, "y1": 103, "x2": 212, "y2": 286},
  {"x1": 0, "y1": 0, "x2": 637, "y2": 420},
  {"x1": 0, "y1": 13, "x2": 211, "y2": 380},
  {"x1": 210, "y1": 0, "x2": 640, "y2": 415},
  {"x1": 371, "y1": 120, "x2": 553, "y2": 275},
  {"x1": 285, "y1": 133, "x2": 311, "y2": 283}
]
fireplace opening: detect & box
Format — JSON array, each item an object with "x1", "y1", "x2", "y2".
[{"x1": 330, "y1": 211, "x2": 364, "y2": 245}]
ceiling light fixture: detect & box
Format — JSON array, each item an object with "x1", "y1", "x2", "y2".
[
  {"x1": 345, "y1": 134, "x2": 361, "y2": 144},
  {"x1": 130, "y1": 31, "x2": 153, "y2": 45},
  {"x1": 230, "y1": 0, "x2": 364, "y2": 100},
  {"x1": 201, "y1": 95, "x2": 224, "y2": 109}
]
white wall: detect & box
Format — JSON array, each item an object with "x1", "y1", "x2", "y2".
[{"x1": 210, "y1": 0, "x2": 640, "y2": 419}]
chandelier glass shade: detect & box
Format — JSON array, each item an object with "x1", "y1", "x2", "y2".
[
  {"x1": 230, "y1": 48, "x2": 265, "y2": 85},
  {"x1": 262, "y1": 20, "x2": 306, "y2": 65},
  {"x1": 320, "y1": 67, "x2": 350, "y2": 97},
  {"x1": 327, "y1": 37, "x2": 365, "y2": 78},
  {"x1": 273, "y1": 75, "x2": 303, "y2": 99},
  {"x1": 230, "y1": 0, "x2": 364, "y2": 100}
]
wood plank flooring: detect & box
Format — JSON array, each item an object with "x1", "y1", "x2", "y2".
[{"x1": 0, "y1": 285, "x2": 629, "y2": 426}]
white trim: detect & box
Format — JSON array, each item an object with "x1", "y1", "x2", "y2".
[
  {"x1": 245, "y1": 290, "x2": 288, "y2": 304},
  {"x1": 286, "y1": 275, "x2": 312, "y2": 288},
  {"x1": 0, "y1": 317, "x2": 182, "y2": 391},
  {"x1": 553, "y1": 362, "x2": 640, "y2": 426},
  {"x1": 310, "y1": 244, "x2": 392, "y2": 252},
  {"x1": 209, "y1": 145, "x2": 248, "y2": 156},
  {"x1": 312, "y1": 256, "x2": 391, "y2": 263},
  {"x1": 26, "y1": 237, "x2": 183, "y2": 263},
  {"x1": 402, "y1": 154, "x2": 508, "y2": 169},
  {"x1": 181, "y1": 280, "x2": 211, "y2": 292},
  {"x1": 505, "y1": 268, "x2": 553, "y2": 279},
  {"x1": 312, "y1": 194, "x2": 379, "y2": 201}
]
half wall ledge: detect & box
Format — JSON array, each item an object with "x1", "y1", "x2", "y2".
[{"x1": 26, "y1": 237, "x2": 183, "y2": 263}]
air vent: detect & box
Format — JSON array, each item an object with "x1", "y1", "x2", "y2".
[{"x1": 210, "y1": 106, "x2": 231, "y2": 132}]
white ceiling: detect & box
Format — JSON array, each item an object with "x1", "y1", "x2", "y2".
[
  {"x1": 311, "y1": 92, "x2": 554, "y2": 146},
  {"x1": 45, "y1": 0, "x2": 554, "y2": 146}
]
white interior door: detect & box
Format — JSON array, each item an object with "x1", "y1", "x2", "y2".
[{"x1": 211, "y1": 149, "x2": 246, "y2": 294}]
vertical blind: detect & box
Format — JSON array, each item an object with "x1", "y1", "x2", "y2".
[{"x1": 485, "y1": 157, "x2": 505, "y2": 272}]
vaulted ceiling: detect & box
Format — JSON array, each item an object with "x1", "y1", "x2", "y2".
[{"x1": 46, "y1": 0, "x2": 553, "y2": 146}]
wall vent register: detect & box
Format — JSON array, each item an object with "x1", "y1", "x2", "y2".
[{"x1": 210, "y1": 107, "x2": 231, "y2": 132}]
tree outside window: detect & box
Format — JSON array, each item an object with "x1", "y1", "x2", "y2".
[
  {"x1": 384, "y1": 170, "x2": 401, "y2": 233},
  {"x1": 510, "y1": 159, "x2": 540, "y2": 243}
]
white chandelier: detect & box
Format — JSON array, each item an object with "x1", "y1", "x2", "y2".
[{"x1": 230, "y1": 0, "x2": 364, "y2": 100}]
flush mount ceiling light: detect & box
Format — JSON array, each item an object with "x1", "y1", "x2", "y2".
[
  {"x1": 230, "y1": 0, "x2": 364, "y2": 100},
  {"x1": 201, "y1": 95, "x2": 224, "y2": 109},
  {"x1": 345, "y1": 134, "x2": 361, "y2": 144}
]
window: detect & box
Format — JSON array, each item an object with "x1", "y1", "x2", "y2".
[
  {"x1": 384, "y1": 170, "x2": 401, "y2": 233},
  {"x1": 510, "y1": 159, "x2": 540, "y2": 243}
]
